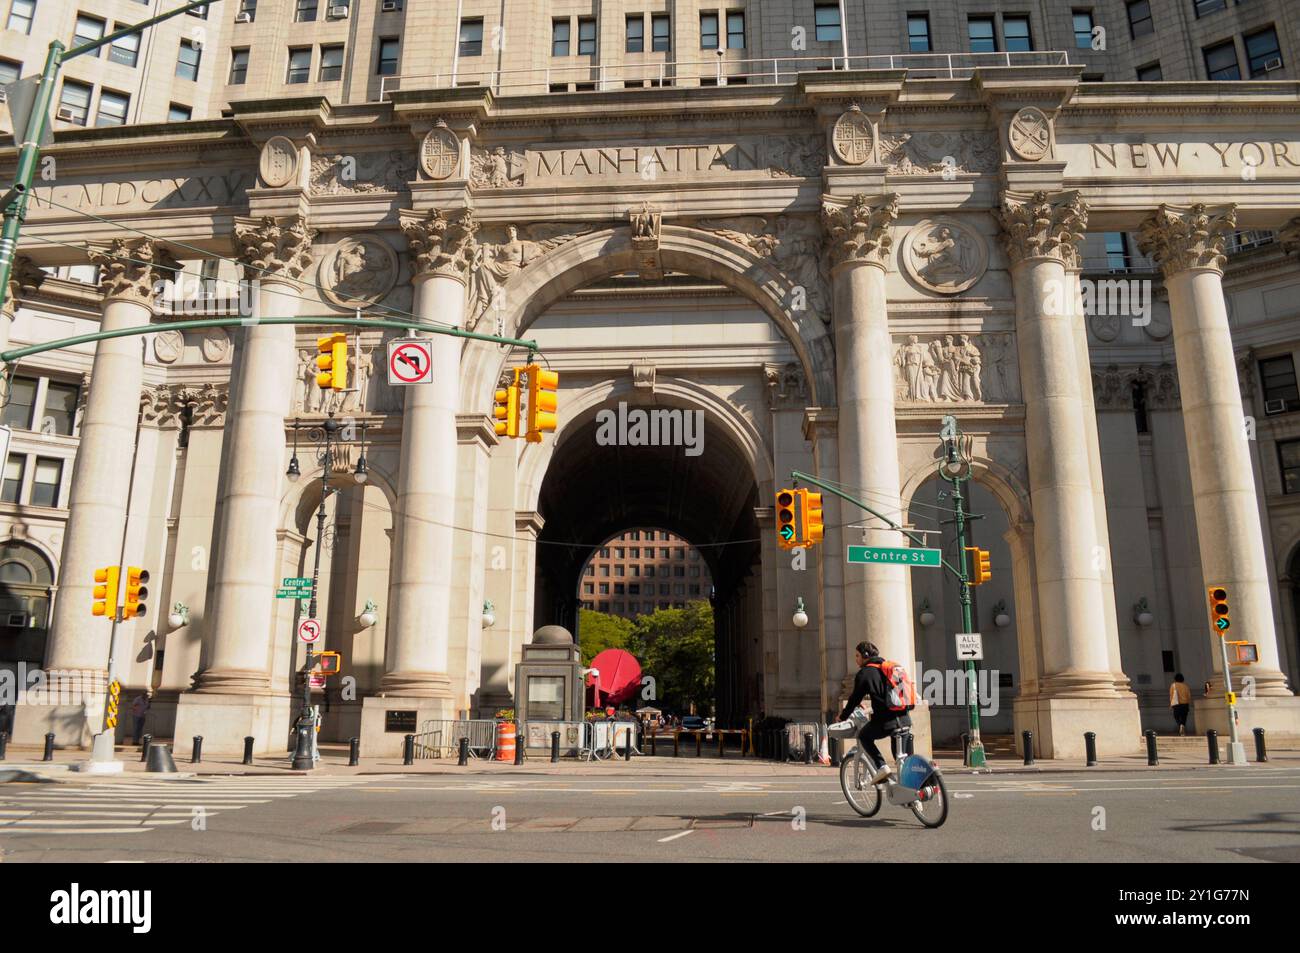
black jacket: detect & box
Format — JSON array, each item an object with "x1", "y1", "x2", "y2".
[{"x1": 838, "y1": 657, "x2": 908, "y2": 723}]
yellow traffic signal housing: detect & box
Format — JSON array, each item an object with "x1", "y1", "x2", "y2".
[
  {"x1": 316, "y1": 333, "x2": 348, "y2": 391},
  {"x1": 803, "y1": 491, "x2": 824, "y2": 547},
  {"x1": 965, "y1": 546, "x2": 992, "y2": 585},
  {"x1": 493, "y1": 369, "x2": 521, "y2": 439},
  {"x1": 776, "y1": 489, "x2": 799, "y2": 550},
  {"x1": 1207, "y1": 585, "x2": 1231, "y2": 634},
  {"x1": 315, "y1": 651, "x2": 342, "y2": 675},
  {"x1": 122, "y1": 566, "x2": 149, "y2": 619},
  {"x1": 526, "y1": 364, "x2": 559, "y2": 443},
  {"x1": 92, "y1": 565, "x2": 120, "y2": 618}
]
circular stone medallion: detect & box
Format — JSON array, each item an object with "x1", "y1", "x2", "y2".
[
  {"x1": 259, "y1": 136, "x2": 299, "y2": 188},
  {"x1": 902, "y1": 218, "x2": 989, "y2": 295},
  {"x1": 321, "y1": 236, "x2": 399, "y2": 309},
  {"x1": 153, "y1": 329, "x2": 184, "y2": 364},
  {"x1": 832, "y1": 106, "x2": 874, "y2": 166},
  {"x1": 1008, "y1": 107, "x2": 1051, "y2": 161},
  {"x1": 421, "y1": 126, "x2": 461, "y2": 180},
  {"x1": 202, "y1": 327, "x2": 231, "y2": 362}
]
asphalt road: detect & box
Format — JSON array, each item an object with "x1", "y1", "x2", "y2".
[{"x1": 2, "y1": 766, "x2": 1298, "y2": 863}]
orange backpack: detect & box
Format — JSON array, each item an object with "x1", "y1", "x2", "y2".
[{"x1": 868, "y1": 660, "x2": 917, "y2": 712}]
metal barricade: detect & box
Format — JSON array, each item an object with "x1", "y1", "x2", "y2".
[{"x1": 412, "y1": 719, "x2": 497, "y2": 759}]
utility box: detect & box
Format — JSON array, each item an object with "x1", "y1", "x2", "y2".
[{"x1": 514, "y1": 625, "x2": 584, "y2": 753}]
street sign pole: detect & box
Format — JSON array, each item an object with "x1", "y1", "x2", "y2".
[
  {"x1": 1218, "y1": 628, "x2": 1247, "y2": 765},
  {"x1": 945, "y1": 461, "x2": 986, "y2": 768}
]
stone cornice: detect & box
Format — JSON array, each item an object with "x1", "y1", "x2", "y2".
[
  {"x1": 514, "y1": 510, "x2": 545, "y2": 538},
  {"x1": 801, "y1": 406, "x2": 838, "y2": 442},
  {"x1": 1136, "y1": 203, "x2": 1238, "y2": 279},
  {"x1": 998, "y1": 189, "x2": 1088, "y2": 267},
  {"x1": 456, "y1": 413, "x2": 500, "y2": 451}
]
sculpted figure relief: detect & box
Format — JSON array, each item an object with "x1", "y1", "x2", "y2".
[
  {"x1": 470, "y1": 146, "x2": 525, "y2": 188},
  {"x1": 895, "y1": 333, "x2": 1011, "y2": 403},
  {"x1": 696, "y1": 214, "x2": 831, "y2": 322},
  {"x1": 321, "y1": 236, "x2": 398, "y2": 309},
  {"x1": 465, "y1": 223, "x2": 592, "y2": 328},
  {"x1": 902, "y1": 219, "x2": 987, "y2": 294}
]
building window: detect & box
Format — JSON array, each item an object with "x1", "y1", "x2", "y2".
[
  {"x1": 968, "y1": 16, "x2": 996, "y2": 53},
  {"x1": 1203, "y1": 40, "x2": 1240, "y2": 80},
  {"x1": 187, "y1": 2, "x2": 208, "y2": 17},
  {"x1": 377, "y1": 38, "x2": 399, "y2": 76},
  {"x1": 0, "y1": 58, "x2": 18, "y2": 87},
  {"x1": 583, "y1": 583, "x2": 593, "y2": 595},
  {"x1": 1245, "y1": 27, "x2": 1282, "y2": 77},
  {"x1": 1193, "y1": 0, "x2": 1227, "y2": 17},
  {"x1": 295, "y1": 0, "x2": 317, "y2": 23},
  {"x1": 1260, "y1": 356, "x2": 1299, "y2": 412},
  {"x1": 7, "y1": 0, "x2": 35, "y2": 35},
  {"x1": 1, "y1": 377, "x2": 36, "y2": 431},
  {"x1": 645, "y1": 565, "x2": 655, "y2": 577},
  {"x1": 599, "y1": 583, "x2": 609, "y2": 595},
  {"x1": 238, "y1": 0, "x2": 257, "y2": 20},
  {"x1": 73, "y1": 15, "x2": 106, "y2": 55},
  {"x1": 584, "y1": 565, "x2": 594, "y2": 576},
  {"x1": 459, "y1": 18, "x2": 483, "y2": 57},
  {"x1": 552, "y1": 19, "x2": 570, "y2": 56},
  {"x1": 630, "y1": 547, "x2": 640, "y2": 558},
  {"x1": 1003, "y1": 16, "x2": 1032, "y2": 52},
  {"x1": 319, "y1": 44, "x2": 344, "y2": 81},
  {"x1": 600, "y1": 547, "x2": 610, "y2": 558},
  {"x1": 626, "y1": 15, "x2": 644, "y2": 52},
  {"x1": 30, "y1": 458, "x2": 62, "y2": 508},
  {"x1": 727, "y1": 11, "x2": 745, "y2": 49},
  {"x1": 1137, "y1": 61, "x2": 1162, "y2": 81},
  {"x1": 614, "y1": 566, "x2": 624, "y2": 577},
  {"x1": 598, "y1": 601, "x2": 609, "y2": 612},
  {"x1": 674, "y1": 565, "x2": 684, "y2": 577},
  {"x1": 701, "y1": 12, "x2": 720, "y2": 49},
  {"x1": 1127, "y1": 1, "x2": 1153, "y2": 38},
  {"x1": 109, "y1": 27, "x2": 140, "y2": 67},
  {"x1": 58, "y1": 80, "x2": 92, "y2": 126},
  {"x1": 675, "y1": 549, "x2": 685, "y2": 560},
  {"x1": 1, "y1": 455, "x2": 23, "y2": 504},
  {"x1": 1073, "y1": 11, "x2": 1094, "y2": 49},
  {"x1": 907, "y1": 14, "x2": 931, "y2": 52},
  {"x1": 651, "y1": 14, "x2": 670, "y2": 52},
  {"x1": 95, "y1": 89, "x2": 129, "y2": 127},
  {"x1": 599, "y1": 565, "x2": 609, "y2": 576},
  {"x1": 229, "y1": 48, "x2": 249, "y2": 84},
  {"x1": 176, "y1": 39, "x2": 201, "y2": 81},
  {"x1": 1103, "y1": 232, "x2": 1131, "y2": 270},
  {"x1": 578, "y1": 17, "x2": 596, "y2": 55},
  {"x1": 1280, "y1": 440, "x2": 1300, "y2": 494},
  {"x1": 287, "y1": 47, "x2": 311, "y2": 84},
  {"x1": 814, "y1": 4, "x2": 841, "y2": 43}
]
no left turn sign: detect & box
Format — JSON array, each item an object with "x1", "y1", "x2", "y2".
[
  {"x1": 298, "y1": 618, "x2": 322, "y2": 644},
  {"x1": 388, "y1": 339, "x2": 435, "y2": 385}
]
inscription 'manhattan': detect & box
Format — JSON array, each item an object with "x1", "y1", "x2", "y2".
[{"x1": 533, "y1": 143, "x2": 762, "y2": 178}]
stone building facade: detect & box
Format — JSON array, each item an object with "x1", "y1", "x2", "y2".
[{"x1": 3, "y1": 53, "x2": 1300, "y2": 758}]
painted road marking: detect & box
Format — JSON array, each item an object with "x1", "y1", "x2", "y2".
[{"x1": 658, "y1": 830, "x2": 695, "y2": 843}]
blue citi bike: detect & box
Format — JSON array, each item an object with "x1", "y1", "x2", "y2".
[{"x1": 830, "y1": 711, "x2": 950, "y2": 828}]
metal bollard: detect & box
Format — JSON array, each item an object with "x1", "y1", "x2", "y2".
[
  {"x1": 695, "y1": 731, "x2": 702, "y2": 758},
  {"x1": 624, "y1": 730, "x2": 632, "y2": 761},
  {"x1": 1207, "y1": 729, "x2": 1220, "y2": 765},
  {"x1": 457, "y1": 737, "x2": 468, "y2": 766},
  {"x1": 1253, "y1": 727, "x2": 1268, "y2": 763},
  {"x1": 140, "y1": 734, "x2": 152, "y2": 762},
  {"x1": 1084, "y1": 731, "x2": 1097, "y2": 767},
  {"x1": 780, "y1": 730, "x2": 789, "y2": 763},
  {"x1": 829, "y1": 736, "x2": 840, "y2": 768},
  {"x1": 550, "y1": 730, "x2": 559, "y2": 763},
  {"x1": 804, "y1": 732, "x2": 814, "y2": 764},
  {"x1": 191, "y1": 736, "x2": 203, "y2": 764},
  {"x1": 43, "y1": 732, "x2": 55, "y2": 761},
  {"x1": 403, "y1": 733, "x2": 415, "y2": 765},
  {"x1": 514, "y1": 733, "x2": 524, "y2": 765},
  {"x1": 242, "y1": 736, "x2": 254, "y2": 765},
  {"x1": 1022, "y1": 730, "x2": 1034, "y2": 766},
  {"x1": 960, "y1": 731, "x2": 970, "y2": 764},
  {"x1": 1144, "y1": 729, "x2": 1159, "y2": 766},
  {"x1": 348, "y1": 737, "x2": 360, "y2": 766},
  {"x1": 650, "y1": 732, "x2": 656, "y2": 756},
  {"x1": 0, "y1": 731, "x2": 7, "y2": 761}
]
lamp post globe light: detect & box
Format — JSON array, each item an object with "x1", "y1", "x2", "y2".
[
  {"x1": 792, "y1": 596, "x2": 809, "y2": 629},
  {"x1": 285, "y1": 412, "x2": 370, "y2": 771}
]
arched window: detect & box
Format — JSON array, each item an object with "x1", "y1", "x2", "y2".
[{"x1": 0, "y1": 540, "x2": 55, "y2": 666}]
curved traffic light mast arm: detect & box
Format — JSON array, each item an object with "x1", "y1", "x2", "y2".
[
  {"x1": 0, "y1": 315, "x2": 540, "y2": 366},
  {"x1": 790, "y1": 468, "x2": 964, "y2": 581}
]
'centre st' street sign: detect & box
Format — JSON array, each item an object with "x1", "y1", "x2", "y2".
[{"x1": 847, "y1": 545, "x2": 941, "y2": 567}]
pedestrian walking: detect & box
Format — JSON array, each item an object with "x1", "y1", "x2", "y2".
[
  {"x1": 130, "y1": 690, "x2": 152, "y2": 745},
  {"x1": 1170, "y1": 673, "x2": 1192, "y2": 735}
]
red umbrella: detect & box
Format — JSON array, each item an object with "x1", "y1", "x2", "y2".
[{"x1": 589, "y1": 648, "x2": 643, "y2": 706}]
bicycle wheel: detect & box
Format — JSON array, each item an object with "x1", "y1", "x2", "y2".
[
  {"x1": 839, "y1": 752, "x2": 882, "y2": 817},
  {"x1": 909, "y1": 771, "x2": 949, "y2": 828}
]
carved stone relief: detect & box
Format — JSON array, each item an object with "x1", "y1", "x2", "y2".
[
  {"x1": 821, "y1": 193, "x2": 899, "y2": 271},
  {"x1": 696, "y1": 214, "x2": 830, "y2": 322},
  {"x1": 630, "y1": 202, "x2": 664, "y2": 280},
  {"x1": 1008, "y1": 107, "x2": 1051, "y2": 161},
  {"x1": 832, "y1": 104, "x2": 874, "y2": 165},
  {"x1": 1092, "y1": 363, "x2": 1181, "y2": 411},
  {"x1": 141, "y1": 382, "x2": 229, "y2": 428},
  {"x1": 878, "y1": 130, "x2": 999, "y2": 176},
  {"x1": 259, "y1": 136, "x2": 299, "y2": 188},
  {"x1": 901, "y1": 218, "x2": 988, "y2": 294},
  {"x1": 420, "y1": 122, "x2": 461, "y2": 180},
  {"x1": 893, "y1": 333, "x2": 1017, "y2": 404},
  {"x1": 202, "y1": 327, "x2": 230, "y2": 363},
  {"x1": 152, "y1": 329, "x2": 184, "y2": 364},
  {"x1": 309, "y1": 151, "x2": 415, "y2": 195},
  {"x1": 320, "y1": 235, "x2": 399, "y2": 309},
  {"x1": 765, "y1": 362, "x2": 808, "y2": 410},
  {"x1": 465, "y1": 223, "x2": 593, "y2": 329},
  {"x1": 1137, "y1": 203, "x2": 1237, "y2": 277},
  {"x1": 470, "y1": 145, "x2": 526, "y2": 189},
  {"x1": 763, "y1": 135, "x2": 826, "y2": 177},
  {"x1": 294, "y1": 346, "x2": 376, "y2": 415}
]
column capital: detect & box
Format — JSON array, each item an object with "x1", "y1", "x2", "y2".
[
  {"x1": 821, "y1": 192, "x2": 899, "y2": 272},
  {"x1": 514, "y1": 510, "x2": 545, "y2": 539},
  {"x1": 455, "y1": 412, "x2": 499, "y2": 451},
  {"x1": 1136, "y1": 203, "x2": 1237, "y2": 279},
  {"x1": 3, "y1": 256, "x2": 46, "y2": 318},
  {"x1": 1278, "y1": 215, "x2": 1300, "y2": 258},
  {"x1": 997, "y1": 189, "x2": 1087, "y2": 268},
  {"x1": 233, "y1": 214, "x2": 317, "y2": 286},
  {"x1": 399, "y1": 206, "x2": 478, "y2": 285},
  {"x1": 87, "y1": 238, "x2": 179, "y2": 305}
]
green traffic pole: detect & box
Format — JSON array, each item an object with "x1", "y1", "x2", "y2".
[{"x1": 947, "y1": 465, "x2": 986, "y2": 768}]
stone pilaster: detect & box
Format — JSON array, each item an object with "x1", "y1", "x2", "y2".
[{"x1": 1138, "y1": 204, "x2": 1297, "y2": 726}]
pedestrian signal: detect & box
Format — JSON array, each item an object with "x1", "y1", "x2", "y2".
[
  {"x1": 316, "y1": 333, "x2": 348, "y2": 391},
  {"x1": 1207, "y1": 585, "x2": 1230, "y2": 634},
  {"x1": 92, "y1": 566, "x2": 120, "y2": 618},
  {"x1": 315, "y1": 651, "x2": 342, "y2": 675}
]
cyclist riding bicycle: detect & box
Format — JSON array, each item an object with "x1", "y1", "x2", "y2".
[{"x1": 837, "y1": 640, "x2": 911, "y2": 784}]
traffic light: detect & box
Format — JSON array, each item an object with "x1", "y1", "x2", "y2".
[
  {"x1": 92, "y1": 565, "x2": 120, "y2": 618},
  {"x1": 316, "y1": 332, "x2": 348, "y2": 391},
  {"x1": 803, "y1": 491, "x2": 824, "y2": 547},
  {"x1": 493, "y1": 370, "x2": 520, "y2": 439},
  {"x1": 122, "y1": 566, "x2": 149, "y2": 619},
  {"x1": 776, "y1": 489, "x2": 799, "y2": 550},
  {"x1": 965, "y1": 546, "x2": 992, "y2": 585},
  {"x1": 525, "y1": 364, "x2": 559, "y2": 443},
  {"x1": 1207, "y1": 585, "x2": 1231, "y2": 634},
  {"x1": 316, "y1": 651, "x2": 342, "y2": 675}
]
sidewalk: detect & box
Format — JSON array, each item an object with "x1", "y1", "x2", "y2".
[{"x1": 3, "y1": 740, "x2": 1297, "y2": 783}]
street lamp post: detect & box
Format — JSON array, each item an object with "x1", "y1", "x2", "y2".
[
  {"x1": 936, "y1": 417, "x2": 987, "y2": 768},
  {"x1": 285, "y1": 412, "x2": 368, "y2": 770}
]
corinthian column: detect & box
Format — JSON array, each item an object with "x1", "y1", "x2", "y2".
[
  {"x1": 1139, "y1": 204, "x2": 1294, "y2": 707},
  {"x1": 1, "y1": 255, "x2": 45, "y2": 355},
  {"x1": 821, "y1": 194, "x2": 917, "y2": 675},
  {"x1": 45, "y1": 240, "x2": 176, "y2": 676},
  {"x1": 194, "y1": 216, "x2": 314, "y2": 694}
]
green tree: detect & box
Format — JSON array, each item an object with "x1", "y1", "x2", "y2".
[
  {"x1": 628, "y1": 602, "x2": 715, "y2": 716},
  {"x1": 576, "y1": 608, "x2": 634, "y2": 666}
]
